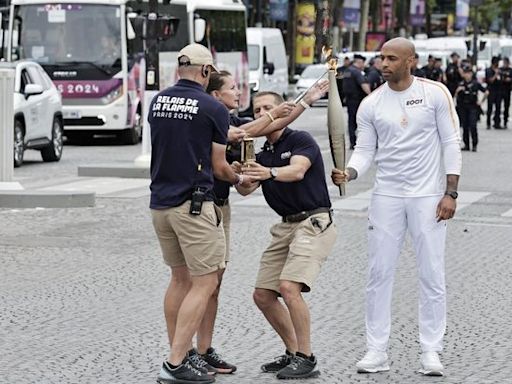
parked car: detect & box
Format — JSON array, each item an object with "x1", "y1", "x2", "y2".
[
  {"x1": 293, "y1": 64, "x2": 328, "y2": 106},
  {"x1": 1, "y1": 60, "x2": 63, "y2": 167}
]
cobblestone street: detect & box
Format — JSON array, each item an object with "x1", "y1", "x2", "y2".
[{"x1": 1, "y1": 110, "x2": 512, "y2": 383}]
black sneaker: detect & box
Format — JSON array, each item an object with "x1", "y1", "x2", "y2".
[
  {"x1": 188, "y1": 349, "x2": 217, "y2": 376},
  {"x1": 201, "y1": 347, "x2": 237, "y2": 374},
  {"x1": 157, "y1": 360, "x2": 215, "y2": 384},
  {"x1": 276, "y1": 353, "x2": 320, "y2": 380},
  {"x1": 261, "y1": 351, "x2": 294, "y2": 372}
]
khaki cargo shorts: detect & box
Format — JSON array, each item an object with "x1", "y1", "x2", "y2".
[
  {"x1": 218, "y1": 203, "x2": 231, "y2": 262},
  {"x1": 255, "y1": 212, "x2": 337, "y2": 293},
  {"x1": 151, "y1": 201, "x2": 226, "y2": 276}
]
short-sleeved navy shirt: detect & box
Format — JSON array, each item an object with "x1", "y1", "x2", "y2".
[
  {"x1": 256, "y1": 128, "x2": 331, "y2": 217},
  {"x1": 485, "y1": 68, "x2": 501, "y2": 91},
  {"x1": 211, "y1": 114, "x2": 251, "y2": 200},
  {"x1": 149, "y1": 79, "x2": 229, "y2": 209},
  {"x1": 342, "y1": 65, "x2": 368, "y2": 100}
]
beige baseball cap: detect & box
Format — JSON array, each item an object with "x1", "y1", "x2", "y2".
[{"x1": 178, "y1": 43, "x2": 219, "y2": 73}]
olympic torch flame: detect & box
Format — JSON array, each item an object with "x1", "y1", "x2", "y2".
[{"x1": 325, "y1": 49, "x2": 346, "y2": 196}]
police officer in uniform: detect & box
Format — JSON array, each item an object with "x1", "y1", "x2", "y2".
[
  {"x1": 485, "y1": 56, "x2": 503, "y2": 129},
  {"x1": 433, "y1": 58, "x2": 444, "y2": 82},
  {"x1": 149, "y1": 43, "x2": 253, "y2": 384},
  {"x1": 411, "y1": 53, "x2": 426, "y2": 78},
  {"x1": 236, "y1": 91, "x2": 337, "y2": 380},
  {"x1": 367, "y1": 56, "x2": 385, "y2": 91},
  {"x1": 342, "y1": 54, "x2": 371, "y2": 149},
  {"x1": 336, "y1": 56, "x2": 351, "y2": 105},
  {"x1": 445, "y1": 52, "x2": 462, "y2": 96},
  {"x1": 421, "y1": 55, "x2": 435, "y2": 80},
  {"x1": 499, "y1": 57, "x2": 512, "y2": 129},
  {"x1": 455, "y1": 66, "x2": 488, "y2": 152}
]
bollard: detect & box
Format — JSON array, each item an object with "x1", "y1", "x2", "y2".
[
  {"x1": 134, "y1": 89, "x2": 156, "y2": 167},
  {"x1": 0, "y1": 65, "x2": 14, "y2": 182}
]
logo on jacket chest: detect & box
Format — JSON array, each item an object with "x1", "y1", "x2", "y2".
[
  {"x1": 280, "y1": 151, "x2": 291, "y2": 160},
  {"x1": 405, "y1": 98, "x2": 424, "y2": 107}
]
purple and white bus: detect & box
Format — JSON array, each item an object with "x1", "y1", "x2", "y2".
[{"x1": 8, "y1": 0, "x2": 249, "y2": 144}]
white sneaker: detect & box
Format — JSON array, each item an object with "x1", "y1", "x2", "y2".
[
  {"x1": 419, "y1": 351, "x2": 444, "y2": 376},
  {"x1": 356, "y1": 350, "x2": 390, "y2": 373}
]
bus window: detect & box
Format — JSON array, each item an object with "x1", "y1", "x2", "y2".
[{"x1": 195, "y1": 10, "x2": 246, "y2": 53}]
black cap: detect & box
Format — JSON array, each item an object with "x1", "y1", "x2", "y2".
[
  {"x1": 450, "y1": 52, "x2": 460, "y2": 58},
  {"x1": 462, "y1": 64, "x2": 472, "y2": 72},
  {"x1": 353, "y1": 54, "x2": 366, "y2": 61}
]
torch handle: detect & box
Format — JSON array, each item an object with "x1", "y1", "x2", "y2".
[{"x1": 293, "y1": 70, "x2": 328, "y2": 104}]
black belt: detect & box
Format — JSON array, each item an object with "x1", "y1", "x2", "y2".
[
  {"x1": 282, "y1": 207, "x2": 331, "y2": 223},
  {"x1": 214, "y1": 197, "x2": 229, "y2": 207}
]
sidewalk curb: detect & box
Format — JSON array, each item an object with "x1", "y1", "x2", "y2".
[
  {"x1": 78, "y1": 164, "x2": 149, "y2": 178},
  {"x1": 0, "y1": 190, "x2": 95, "y2": 208}
]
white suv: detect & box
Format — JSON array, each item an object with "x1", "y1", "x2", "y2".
[{"x1": 1, "y1": 61, "x2": 64, "y2": 167}]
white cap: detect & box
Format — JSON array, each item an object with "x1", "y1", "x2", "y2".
[{"x1": 178, "y1": 44, "x2": 219, "y2": 72}]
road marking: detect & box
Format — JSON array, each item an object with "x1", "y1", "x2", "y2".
[
  {"x1": 234, "y1": 188, "x2": 492, "y2": 214},
  {"x1": 330, "y1": 188, "x2": 373, "y2": 211},
  {"x1": 456, "y1": 191, "x2": 491, "y2": 211},
  {"x1": 39, "y1": 177, "x2": 150, "y2": 196},
  {"x1": 501, "y1": 208, "x2": 512, "y2": 217}
]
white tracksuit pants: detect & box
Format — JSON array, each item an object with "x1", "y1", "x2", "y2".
[{"x1": 365, "y1": 194, "x2": 447, "y2": 353}]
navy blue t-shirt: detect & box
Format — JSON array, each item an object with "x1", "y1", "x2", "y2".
[
  {"x1": 256, "y1": 128, "x2": 331, "y2": 217},
  {"x1": 342, "y1": 65, "x2": 368, "y2": 100},
  {"x1": 212, "y1": 114, "x2": 251, "y2": 200},
  {"x1": 149, "y1": 79, "x2": 229, "y2": 209}
]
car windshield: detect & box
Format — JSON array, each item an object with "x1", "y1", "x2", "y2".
[
  {"x1": 301, "y1": 65, "x2": 325, "y2": 78},
  {"x1": 14, "y1": 4, "x2": 121, "y2": 68}
]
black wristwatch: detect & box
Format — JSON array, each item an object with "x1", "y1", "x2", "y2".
[{"x1": 445, "y1": 191, "x2": 458, "y2": 200}]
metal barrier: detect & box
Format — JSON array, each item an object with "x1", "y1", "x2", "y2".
[{"x1": 0, "y1": 67, "x2": 14, "y2": 181}]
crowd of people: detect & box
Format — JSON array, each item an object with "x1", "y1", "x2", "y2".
[
  {"x1": 337, "y1": 50, "x2": 511, "y2": 152},
  {"x1": 148, "y1": 38, "x2": 462, "y2": 383}
]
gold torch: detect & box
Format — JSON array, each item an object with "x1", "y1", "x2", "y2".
[
  {"x1": 324, "y1": 47, "x2": 346, "y2": 196},
  {"x1": 241, "y1": 136, "x2": 256, "y2": 164}
]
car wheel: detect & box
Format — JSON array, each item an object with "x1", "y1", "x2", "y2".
[
  {"x1": 41, "y1": 116, "x2": 64, "y2": 162},
  {"x1": 120, "y1": 110, "x2": 142, "y2": 145},
  {"x1": 13, "y1": 120, "x2": 25, "y2": 168}
]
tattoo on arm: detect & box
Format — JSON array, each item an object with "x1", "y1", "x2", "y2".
[{"x1": 445, "y1": 174, "x2": 459, "y2": 192}]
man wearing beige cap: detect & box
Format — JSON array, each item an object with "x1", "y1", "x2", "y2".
[{"x1": 150, "y1": 43, "x2": 251, "y2": 384}]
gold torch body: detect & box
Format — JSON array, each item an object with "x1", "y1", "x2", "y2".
[{"x1": 327, "y1": 68, "x2": 346, "y2": 196}]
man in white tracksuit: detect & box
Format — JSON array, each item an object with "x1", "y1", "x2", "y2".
[{"x1": 332, "y1": 37, "x2": 462, "y2": 376}]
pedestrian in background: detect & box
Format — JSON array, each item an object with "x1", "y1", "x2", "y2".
[
  {"x1": 421, "y1": 55, "x2": 435, "y2": 80},
  {"x1": 336, "y1": 56, "x2": 351, "y2": 105},
  {"x1": 411, "y1": 53, "x2": 426, "y2": 78},
  {"x1": 486, "y1": 56, "x2": 503, "y2": 129},
  {"x1": 342, "y1": 54, "x2": 370, "y2": 149},
  {"x1": 367, "y1": 56, "x2": 385, "y2": 91},
  {"x1": 445, "y1": 52, "x2": 463, "y2": 96},
  {"x1": 433, "y1": 58, "x2": 444, "y2": 82},
  {"x1": 499, "y1": 57, "x2": 512, "y2": 129},
  {"x1": 149, "y1": 43, "x2": 252, "y2": 384},
  {"x1": 235, "y1": 90, "x2": 337, "y2": 380},
  {"x1": 332, "y1": 37, "x2": 461, "y2": 377},
  {"x1": 455, "y1": 66, "x2": 488, "y2": 152}
]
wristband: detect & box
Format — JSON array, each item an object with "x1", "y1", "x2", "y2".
[
  {"x1": 265, "y1": 111, "x2": 275, "y2": 122},
  {"x1": 299, "y1": 100, "x2": 310, "y2": 109}
]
